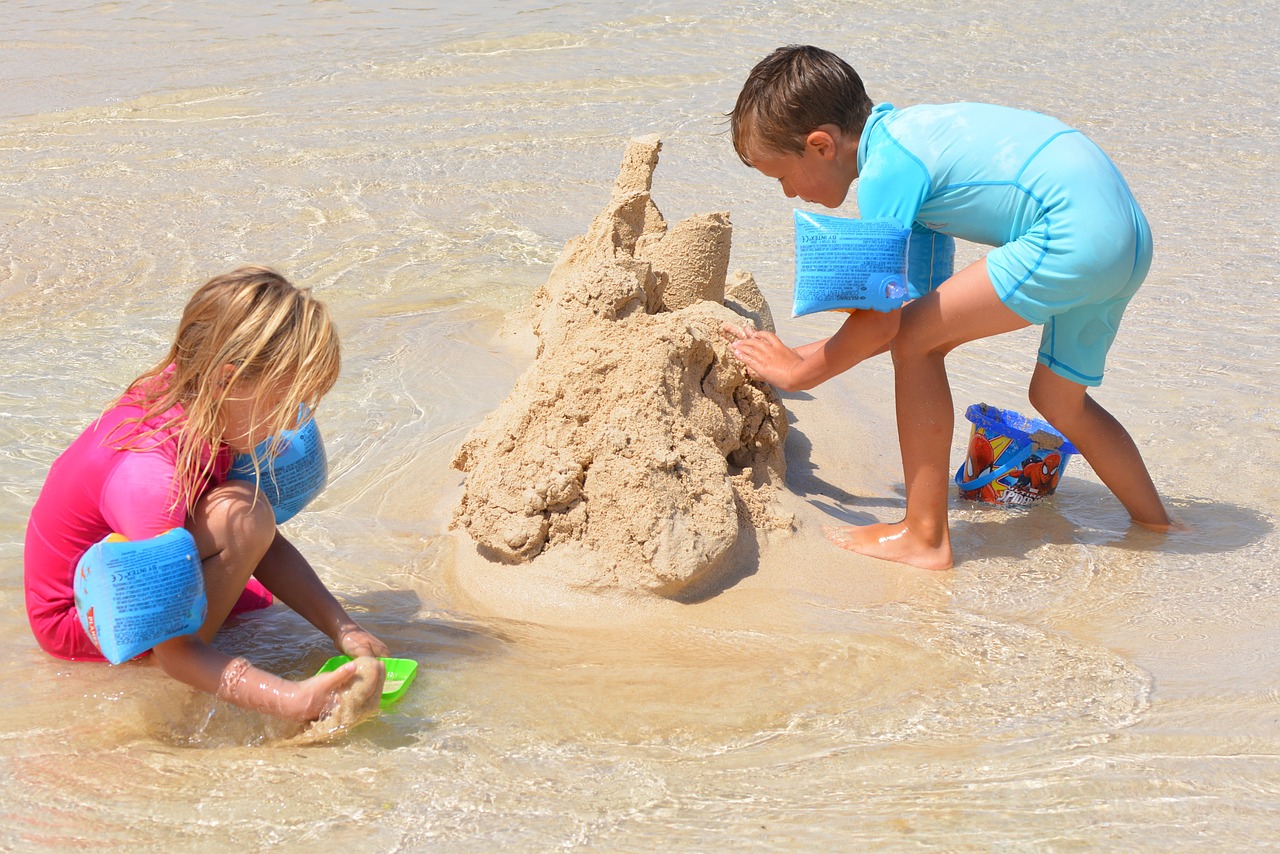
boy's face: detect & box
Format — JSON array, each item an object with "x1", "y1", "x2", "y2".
[{"x1": 748, "y1": 125, "x2": 858, "y2": 209}]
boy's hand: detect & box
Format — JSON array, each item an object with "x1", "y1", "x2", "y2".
[
  {"x1": 720, "y1": 322, "x2": 803, "y2": 390},
  {"x1": 721, "y1": 323, "x2": 759, "y2": 380},
  {"x1": 720, "y1": 323, "x2": 762, "y2": 381}
]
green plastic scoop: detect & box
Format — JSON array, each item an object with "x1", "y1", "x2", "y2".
[{"x1": 316, "y1": 655, "x2": 418, "y2": 708}]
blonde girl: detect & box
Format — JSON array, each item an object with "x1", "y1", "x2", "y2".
[{"x1": 24, "y1": 265, "x2": 388, "y2": 721}]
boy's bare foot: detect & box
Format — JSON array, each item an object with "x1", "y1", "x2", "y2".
[
  {"x1": 824, "y1": 522, "x2": 953, "y2": 571},
  {"x1": 1132, "y1": 514, "x2": 1188, "y2": 534}
]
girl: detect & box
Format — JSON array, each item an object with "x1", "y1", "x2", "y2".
[{"x1": 24, "y1": 265, "x2": 388, "y2": 721}]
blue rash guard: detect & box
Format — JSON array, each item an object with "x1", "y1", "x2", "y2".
[{"x1": 856, "y1": 102, "x2": 1153, "y2": 386}]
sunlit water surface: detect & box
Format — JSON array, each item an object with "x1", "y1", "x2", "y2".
[{"x1": 1, "y1": 0, "x2": 1277, "y2": 849}]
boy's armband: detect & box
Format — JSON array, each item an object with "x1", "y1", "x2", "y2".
[
  {"x1": 906, "y1": 222, "x2": 955, "y2": 298},
  {"x1": 74, "y1": 528, "x2": 207, "y2": 665},
  {"x1": 227, "y1": 410, "x2": 328, "y2": 525},
  {"x1": 792, "y1": 211, "x2": 911, "y2": 316}
]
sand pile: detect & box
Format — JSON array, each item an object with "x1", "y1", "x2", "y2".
[{"x1": 452, "y1": 136, "x2": 790, "y2": 598}]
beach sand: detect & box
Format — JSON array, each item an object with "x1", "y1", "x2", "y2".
[{"x1": 451, "y1": 137, "x2": 794, "y2": 602}]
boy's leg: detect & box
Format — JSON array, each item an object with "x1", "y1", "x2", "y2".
[
  {"x1": 187, "y1": 480, "x2": 277, "y2": 642},
  {"x1": 1027, "y1": 364, "x2": 1172, "y2": 529},
  {"x1": 827, "y1": 259, "x2": 1028, "y2": 569}
]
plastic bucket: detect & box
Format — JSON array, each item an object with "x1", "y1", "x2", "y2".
[{"x1": 954, "y1": 404, "x2": 1078, "y2": 506}]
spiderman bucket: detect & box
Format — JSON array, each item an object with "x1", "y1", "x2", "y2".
[{"x1": 955, "y1": 404, "x2": 1078, "y2": 506}]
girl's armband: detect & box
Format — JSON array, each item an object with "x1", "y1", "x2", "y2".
[
  {"x1": 74, "y1": 528, "x2": 207, "y2": 665},
  {"x1": 792, "y1": 210, "x2": 911, "y2": 316},
  {"x1": 227, "y1": 409, "x2": 328, "y2": 524}
]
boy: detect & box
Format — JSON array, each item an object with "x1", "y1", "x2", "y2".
[{"x1": 723, "y1": 45, "x2": 1172, "y2": 570}]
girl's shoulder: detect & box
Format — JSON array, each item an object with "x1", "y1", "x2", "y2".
[{"x1": 97, "y1": 396, "x2": 186, "y2": 452}]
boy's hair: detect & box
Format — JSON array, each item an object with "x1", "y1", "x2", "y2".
[
  {"x1": 117, "y1": 265, "x2": 340, "y2": 511},
  {"x1": 730, "y1": 45, "x2": 874, "y2": 166}
]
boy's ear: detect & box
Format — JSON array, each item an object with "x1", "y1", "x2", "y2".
[
  {"x1": 803, "y1": 126, "x2": 844, "y2": 161},
  {"x1": 804, "y1": 128, "x2": 838, "y2": 159}
]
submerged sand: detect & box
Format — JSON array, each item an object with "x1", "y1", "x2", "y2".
[{"x1": 451, "y1": 136, "x2": 791, "y2": 599}]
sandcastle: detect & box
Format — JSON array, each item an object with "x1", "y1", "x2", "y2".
[{"x1": 452, "y1": 136, "x2": 790, "y2": 598}]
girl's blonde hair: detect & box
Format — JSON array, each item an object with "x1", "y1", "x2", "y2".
[{"x1": 115, "y1": 265, "x2": 340, "y2": 512}]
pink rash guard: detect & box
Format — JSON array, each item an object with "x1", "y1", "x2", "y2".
[{"x1": 24, "y1": 383, "x2": 271, "y2": 661}]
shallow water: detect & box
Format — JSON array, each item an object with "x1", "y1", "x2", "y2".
[{"x1": 2, "y1": 0, "x2": 1278, "y2": 849}]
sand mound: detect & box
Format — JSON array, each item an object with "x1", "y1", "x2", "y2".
[{"x1": 452, "y1": 136, "x2": 790, "y2": 598}]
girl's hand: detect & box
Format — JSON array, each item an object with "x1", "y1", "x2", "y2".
[
  {"x1": 291, "y1": 663, "x2": 359, "y2": 721},
  {"x1": 291, "y1": 658, "x2": 387, "y2": 722},
  {"x1": 336, "y1": 624, "x2": 390, "y2": 659}
]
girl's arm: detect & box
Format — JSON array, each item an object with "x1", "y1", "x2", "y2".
[
  {"x1": 252, "y1": 531, "x2": 390, "y2": 659},
  {"x1": 151, "y1": 633, "x2": 359, "y2": 720},
  {"x1": 722, "y1": 308, "x2": 900, "y2": 392}
]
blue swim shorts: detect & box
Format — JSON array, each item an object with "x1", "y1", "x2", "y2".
[{"x1": 984, "y1": 132, "x2": 1153, "y2": 387}]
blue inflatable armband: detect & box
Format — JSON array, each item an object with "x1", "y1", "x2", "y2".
[
  {"x1": 74, "y1": 528, "x2": 207, "y2": 665},
  {"x1": 792, "y1": 211, "x2": 911, "y2": 316},
  {"x1": 906, "y1": 222, "x2": 955, "y2": 298},
  {"x1": 227, "y1": 411, "x2": 327, "y2": 524}
]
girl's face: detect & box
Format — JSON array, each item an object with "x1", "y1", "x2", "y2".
[{"x1": 219, "y1": 369, "x2": 297, "y2": 455}]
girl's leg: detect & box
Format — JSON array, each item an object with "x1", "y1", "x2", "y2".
[
  {"x1": 188, "y1": 480, "x2": 277, "y2": 642},
  {"x1": 165, "y1": 481, "x2": 381, "y2": 722},
  {"x1": 1027, "y1": 363, "x2": 1172, "y2": 529},
  {"x1": 189, "y1": 480, "x2": 390, "y2": 658},
  {"x1": 827, "y1": 259, "x2": 1029, "y2": 569}
]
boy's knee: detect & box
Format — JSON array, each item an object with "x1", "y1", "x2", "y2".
[
  {"x1": 889, "y1": 328, "x2": 919, "y2": 365},
  {"x1": 890, "y1": 325, "x2": 940, "y2": 366},
  {"x1": 890, "y1": 306, "x2": 956, "y2": 364}
]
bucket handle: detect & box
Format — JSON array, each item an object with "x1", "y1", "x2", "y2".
[{"x1": 954, "y1": 440, "x2": 1034, "y2": 491}]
